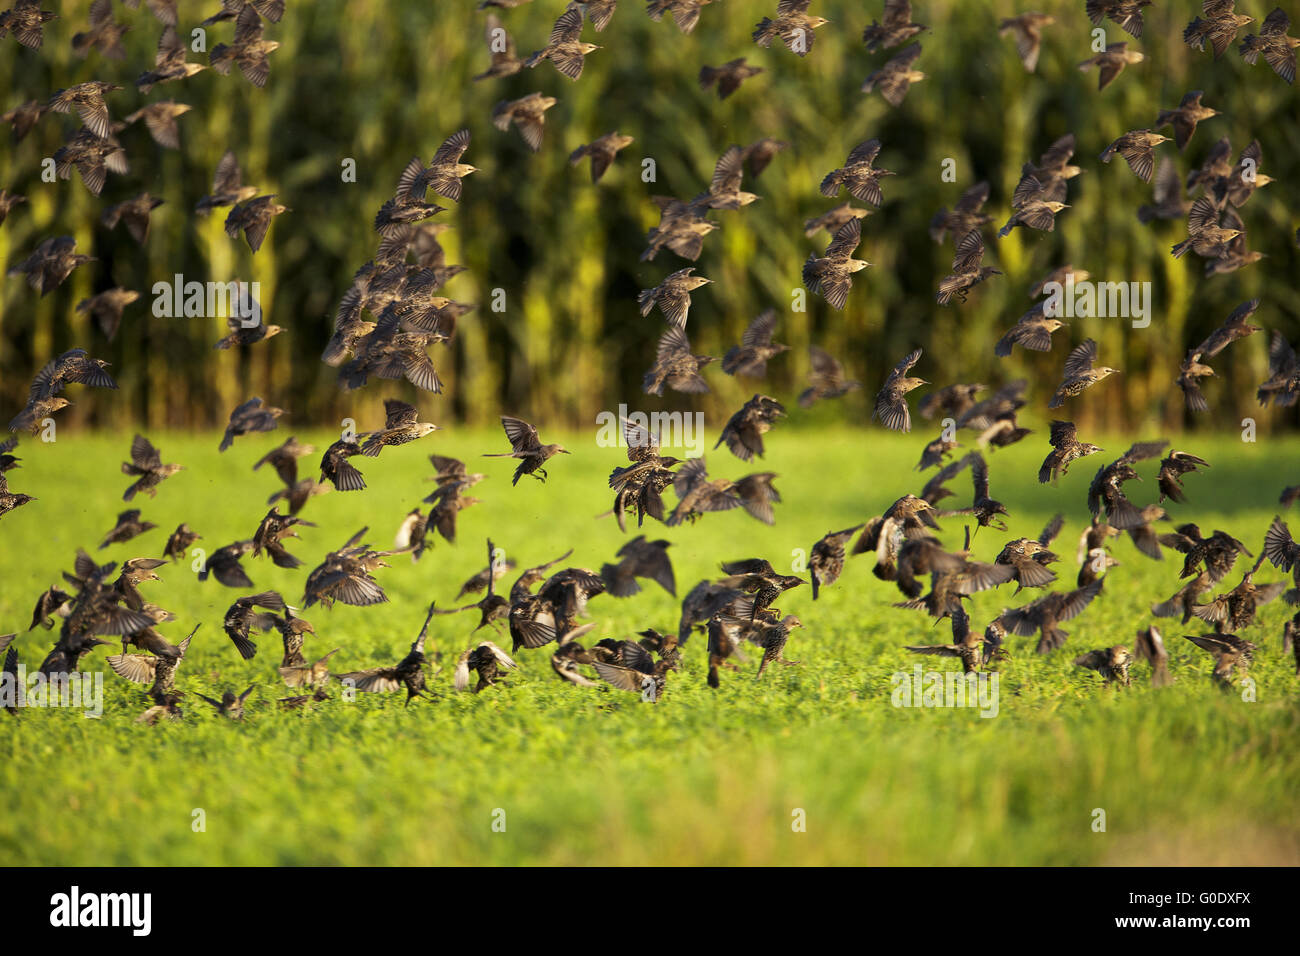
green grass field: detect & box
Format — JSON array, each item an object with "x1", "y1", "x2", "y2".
[{"x1": 1, "y1": 425, "x2": 1298, "y2": 865}]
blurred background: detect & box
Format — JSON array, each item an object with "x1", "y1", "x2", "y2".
[{"x1": 0, "y1": 0, "x2": 1297, "y2": 435}]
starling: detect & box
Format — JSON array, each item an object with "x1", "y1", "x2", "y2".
[
  {"x1": 640, "y1": 196, "x2": 719, "y2": 263},
  {"x1": 121, "y1": 434, "x2": 182, "y2": 501},
  {"x1": 254, "y1": 435, "x2": 315, "y2": 487},
  {"x1": 209, "y1": 6, "x2": 281, "y2": 86},
  {"x1": 999, "y1": 11, "x2": 1054, "y2": 71},
  {"x1": 279, "y1": 648, "x2": 340, "y2": 690},
  {"x1": 569, "y1": 131, "x2": 634, "y2": 183},
  {"x1": 906, "y1": 607, "x2": 983, "y2": 673},
  {"x1": 1085, "y1": 439, "x2": 1167, "y2": 530},
  {"x1": 75, "y1": 288, "x2": 139, "y2": 341},
  {"x1": 1239, "y1": 7, "x2": 1299, "y2": 84},
  {"x1": 1205, "y1": 218, "x2": 1263, "y2": 276},
  {"x1": 99, "y1": 509, "x2": 158, "y2": 550},
  {"x1": 107, "y1": 625, "x2": 195, "y2": 693},
  {"x1": 873, "y1": 347, "x2": 925, "y2": 433},
  {"x1": 361, "y1": 399, "x2": 440, "y2": 456},
  {"x1": 995, "y1": 514, "x2": 1063, "y2": 592},
  {"x1": 1039, "y1": 421, "x2": 1102, "y2": 484},
  {"x1": 699, "y1": 57, "x2": 763, "y2": 99},
  {"x1": 162, "y1": 523, "x2": 200, "y2": 563},
  {"x1": 195, "y1": 149, "x2": 258, "y2": 215},
  {"x1": 804, "y1": 202, "x2": 871, "y2": 238},
  {"x1": 695, "y1": 145, "x2": 759, "y2": 210},
  {"x1": 734, "y1": 472, "x2": 782, "y2": 525},
  {"x1": 719, "y1": 558, "x2": 804, "y2": 620},
  {"x1": 1074, "y1": 645, "x2": 1133, "y2": 685},
  {"x1": 929, "y1": 181, "x2": 992, "y2": 244},
  {"x1": 643, "y1": 326, "x2": 713, "y2": 395},
  {"x1": 225, "y1": 194, "x2": 288, "y2": 252},
  {"x1": 570, "y1": 0, "x2": 618, "y2": 32},
  {"x1": 1221, "y1": 140, "x2": 1273, "y2": 208},
  {"x1": 1190, "y1": 560, "x2": 1286, "y2": 633},
  {"x1": 222, "y1": 591, "x2": 286, "y2": 659},
  {"x1": 1280, "y1": 486, "x2": 1300, "y2": 509},
  {"x1": 492, "y1": 92, "x2": 557, "y2": 151},
  {"x1": 525, "y1": 7, "x2": 600, "y2": 79},
  {"x1": 302, "y1": 528, "x2": 396, "y2": 609},
  {"x1": 862, "y1": 42, "x2": 925, "y2": 106},
  {"x1": 995, "y1": 303, "x2": 1066, "y2": 357},
  {"x1": 809, "y1": 524, "x2": 864, "y2": 599},
  {"x1": 474, "y1": 13, "x2": 521, "y2": 80},
  {"x1": 51, "y1": 127, "x2": 128, "y2": 196},
  {"x1": 133, "y1": 0, "x2": 180, "y2": 25},
  {"x1": 72, "y1": 0, "x2": 128, "y2": 59},
  {"x1": 722, "y1": 309, "x2": 788, "y2": 378},
  {"x1": 196, "y1": 685, "x2": 255, "y2": 720},
  {"x1": 0, "y1": 0, "x2": 56, "y2": 49},
  {"x1": 1132, "y1": 625, "x2": 1172, "y2": 685},
  {"x1": 1002, "y1": 579, "x2": 1104, "y2": 653},
  {"x1": 862, "y1": 0, "x2": 926, "y2": 51},
  {"x1": 647, "y1": 0, "x2": 715, "y2": 34},
  {"x1": 742, "y1": 138, "x2": 787, "y2": 178},
  {"x1": 319, "y1": 439, "x2": 367, "y2": 491},
  {"x1": 198, "y1": 540, "x2": 256, "y2": 588},
  {"x1": 1048, "y1": 339, "x2": 1119, "y2": 409},
  {"x1": 272, "y1": 607, "x2": 315, "y2": 667},
  {"x1": 592, "y1": 639, "x2": 670, "y2": 700},
  {"x1": 136, "y1": 25, "x2": 207, "y2": 91},
  {"x1": 754, "y1": 614, "x2": 804, "y2": 680},
  {"x1": 485, "y1": 416, "x2": 570, "y2": 484},
  {"x1": 454, "y1": 641, "x2": 518, "y2": 693},
  {"x1": 0, "y1": 472, "x2": 35, "y2": 521},
  {"x1": 1086, "y1": 0, "x2": 1151, "y2": 39},
  {"x1": 964, "y1": 452, "x2": 1009, "y2": 532},
  {"x1": 605, "y1": 419, "x2": 683, "y2": 531},
  {"x1": 1137, "y1": 157, "x2": 1191, "y2": 224},
  {"x1": 1169, "y1": 526, "x2": 1252, "y2": 584},
  {"x1": 1184, "y1": 632, "x2": 1255, "y2": 686},
  {"x1": 7, "y1": 237, "x2": 95, "y2": 295},
  {"x1": 404, "y1": 129, "x2": 476, "y2": 202},
  {"x1": 715, "y1": 394, "x2": 785, "y2": 462},
  {"x1": 1156, "y1": 451, "x2": 1209, "y2": 504},
  {"x1": 935, "y1": 230, "x2": 1001, "y2": 305},
  {"x1": 0, "y1": 435, "x2": 17, "y2": 474},
  {"x1": 213, "y1": 303, "x2": 282, "y2": 349},
  {"x1": 252, "y1": 507, "x2": 314, "y2": 569},
  {"x1": 666, "y1": 457, "x2": 742, "y2": 526},
  {"x1": 1156, "y1": 91, "x2": 1219, "y2": 151},
  {"x1": 1256, "y1": 331, "x2": 1300, "y2": 407},
  {"x1": 820, "y1": 139, "x2": 893, "y2": 206},
  {"x1": 798, "y1": 345, "x2": 860, "y2": 408},
  {"x1": 1078, "y1": 41, "x2": 1144, "y2": 91},
  {"x1": 47, "y1": 80, "x2": 119, "y2": 138},
  {"x1": 638, "y1": 267, "x2": 712, "y2": 327},
  {"x1": 1, "y1": 100, "x2": 44, "y2": 142},
  {"x1": 0, "y1": 187, "x2": 24, "y2": 225},
  {"x1": 753, "y1": 0, "x2": 829, "y2": 56},
  {"x1": 803, "y1": 218, "x2": 870, "y2": 310},
  {"x1": 997, "y1": 190, "x2": 1068, "y2": 236},
  {"x1": 1262, "y1": 515, "x2": 1300, "y2": 597},
  {"x1": 601, "y1": 536, "x2": 676, "y2": 598},
  {"x1": 219, "y1": 397, "x2": 283, "y2": 451},
  {"x1": 202, "y1": 0, "x2": 285, "y2": 23},
  {"x1": 1172, "y1": 196, "x2": 1243, "y2": 260},
  {"x1": 1100, "y1": 129, "x2": 1168, "y2": 183},
  {"x1": 1185, "y1": 1, "x2": 1254, "y2": 58}
]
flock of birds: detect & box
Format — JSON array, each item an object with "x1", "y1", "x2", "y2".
[{"x1": 1, "y1": 0, "x2": 1299, "y2": 721}]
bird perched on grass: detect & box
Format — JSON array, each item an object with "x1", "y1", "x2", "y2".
[
  {"x1": 219, "y1": 397, "x2": 282, "y2": 451},
  {"x1": 999, "y1": 11, "x2": 1054, "y2": 71},
  {"x1": 1155, "y1": 91, "x2": 1219, "y2": 150},
  {"x1": 699, "y1": 57, "x2": 763, "y2": 99},
  {"x1": 722, "y1": 309, "x2": 788, "y2": 378},
  {"x1": 862, "y1": 0, "x2": 926, "y2": 50},
  {"x1": 861, "y1": 42, "x2": 925, "y2": 106},
  {"x1": 1238, "y1": 7, "x2": 1299, "y2": 84},
  {"x1": 1048, "y1": 339, "x2": 1119, "y2": 409},
  {"x1": 874, "y1": 348, "x2": 925, "y2": 432},
  {"x1": 820, "y1": 138, "x2": 893, "y2": 206},
  {"x1": 492, "y1": 92, "x2": 557, "y2": 151},
  {"x1": 569, "y1": 131, "x2": 634, "y2": 183},
  {"x1": 803, "y1": 218, "x2": 870, "y2": 310},
  {"x1": 715, "y1": 395, "x2": 785, "y2": 462},
  {"x1": 638, "y1": 267, "x2": 712, "y2": 327},
  {"x1": 485, "y1": 416, "x2": 570, "y2": 484},
  {"x1": 799, "y1": 346, "x2": 860, "y2": 408}
]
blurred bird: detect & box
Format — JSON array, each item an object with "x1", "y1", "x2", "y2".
[
  {"x1": 568, "y1": 131, "x2": 633, "y2": 183},
  {"x1": 722, "y1": 309, "x2": 788, "y2": 378},
  {"x1": 798, "y1": 346, "x2": 860, "y2": 408},
  {"x1": 999, "y1": 11, "x2": 1054, "y2": 71},
  {"x1": 219, "y1": 397, "x2": 283, "y2": 452},
  {"x1": 699, "y1": 57, "x2": 763, "y2": 99},
  {"x1": 492, "y1": 92, "x2": 557, "y2": 151},
  {"x1": 862, "y1": 0, "x2": 926, "y2": 50},
  {"x1": 715, "y1": 395, "x2": 785, "y2": 461},
  {"x1": 861, "y1": 42, "x2": 925, "y2": 106}
]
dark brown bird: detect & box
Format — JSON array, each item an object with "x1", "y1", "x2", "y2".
[
  {"x1": 1134, "y1": 625, "x2": 1172, "y2": 685},
  {"x1": 196, "y1": 685, "x2": 255, "y2": 719},
  {"x1": 995, "y1": 514, "x2": 1063, "y2": 592},
  {"x1": 226, "y1": 194, "x2": 287, "y2": 252},
  {"x1": 492, "y1": 92, "x2": 557, "y2": 151},
  {"x1": 862, "y1": 0, "x2": 926, "y2": 50},
  {"x1": 524, "y1": 7, "x2": 600, "y2": 79},
  {"x1": 1002, "y1": 579, "x2": 1104, "y2": 653},
  {"x1": 719, "y1": 557, "x2": 804, "y2": 621},
  {"x1": 715, "y1": 395, "x2": 785, "y2": 462},
  {"x1": 162, "y1": 523, "x2": 200, "y2": 563},
  {"x1": 1157, "y1": 451, "x2": 1209, "y2": 504},
  {"x1": 252, "y1": 507, "x2": 315, "y2": 569},
  {"x1": 474, "y1": 12, "x2": 521, "y2": 80},
  {"x1": 1078, "y1": 40, "x2": 1145, "y2": 90},
  {"x1": 935, "y1": 230, "x2": 1001, "y2": 305},
  {"x1": 195, "y1": 149, "x2": 258, "y2": 215},
  {"x1": 7, "y1": 237, "x2": 96, "y2": 295},
  {"x1": 803, "y1": 218, "x2": 870, "y2": 310},
  {"x1": 820, "y1": 138, "x2": 893, "y2": 206},
  {"x1": 99, "y1": 509, "x2": 157, "y2": 550},
  {"x1": 1239, "y1": 7, "x2": 1299, "y2": 84},
  {"x1": 484, "y1": 416, "x2": 569, "y2": 485},
  {"x1": 1074, "y1": 645, "x2": 1133, "y2": 686},
  {"x1": 1185, "y1": 632, "x2": 1255, "y2": 687},
  {"x1": 1171, "y1": 196, "x2": 1243, "y2": 260},
  {"x1": 601, "y1": 536, "x2": 676, "y2": 598},
  {"x1": 798, "y1": 345, "x2": 860, "y2": 408},
  {"x1": 454, "y1": 640, "x2": 517, "y2": 693},
  {"x1": 753, "y1": 0, "x2": 830, "y2": 57},
  {"x1": 1257, "y1": 331, "x2": 1300, "y2": 408},
  {"x1": 874, "y1": 348, "x2": 925, "y2": 433},
  {"x1": 122, "y1": 434, "x2": 182, "y2": 501},
  {"x1": 279, "y1": 648, "x2": 339, "y2": 691},
  {"x1": 1155, "y1": 91, "x2": 1219, "y2": 151},
  {"x1": 722, "y1": 309, "x2": 788, "y2": 378},
  {"x1": 754, "y1": 614, "x2": 804, "y2": 680},
  {"x1": 47, "y1": 80, "x2": 119, "y2": 137},
  {"x1": 1038, "y1": 421, "x2": 1102, "y2": 485},
  {"x1": 1169, "y1": 525, "x2": 1252, "y2": 584},
  {"x1": 804, "y1": 202, "x2": 870, "y2": 239},
  {"x1": 1100, "y1": 129, "x2": 1168, "y2": 183},
  {"x1": 665, "y1": 457, "x2": 741, "y2": 527},
  {"x1": 76, "y1": 288, "x2": 139, "y2": 341},
  {"x1": 700, "y1": 57, "x2": 763, "y2": 99},
  {"x1": 906, "y1": 607, "x2": 983, "y2": 673},
  {"x1": 647, "y1": 0, "x2": 715, "y2": 34},
  {"x1": 1086, "y1": 439, "x2": 1168, "y2": 530},
  {"x1": 209, "y1": 6, "x2": 280, "y2": 86},
  {"x1": 929, "y1": 181, "x2": 992, "y2": 244},
  {"x1": 319, "y1": 439, "x2": 367, "y2": 492},
  {"x1": 643, "y1": 327, "x2": 713, "y2": 396},
  {"x1": 136, "y1": 25, "x2": 207, "y2": 91},
  {"x1": 1185, "y1": 1, "x2": 1254, "y2": 59},
  {"x1": 0, "y1": 472, "x2": 35, "y2": 521},
  {"x1": 199, "y1": 540, "x2": 256, "y2": 588},
  {"x1": 809, "y1": 525, "x2": 864, "y2": 599},
  {"x1": 0, "y1": 0, "x2": 57, "y2": 49},
  {"x1": 72, "y1": 0, "x2": 129, "y2": 59},
  {"x1": 222, "y1": 591, "x2": 286, "y2": 660},
  {"x1": 123, "y1": 100, "x2": 191, "y2": 148},
  {"x1": 361, "y1": 399, "x2": 440, "y2": 456},
  {"x1": 742, "y1": 137, "x2": 787, "y2": 178},
  {"x1": 1138, "y1": 157, "x2": 1191, "y2": 224},
  {"x1": 212, "y1": 302, "x2": 282, "y2": 350},
  {"x1": 862, "y1": 42, "x2": 925, "y2": 106},
  {"x1": 569, "y1": 131, "x2": 633, "y2": 183},
  {"x1": 218, "y1": 396, "x2": 283, "y2": 452}
]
